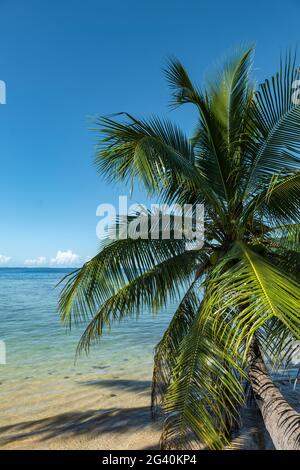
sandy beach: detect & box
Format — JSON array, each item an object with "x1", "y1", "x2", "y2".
[
  {"x1": 0, "y1": 370, "x2": 162, "y2": 450},
  {"x1": 1, "y1": 369, "x2": 299, "y2": 450}
]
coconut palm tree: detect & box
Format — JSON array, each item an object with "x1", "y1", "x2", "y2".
[{"x1": 59, "y1": 48, "x2": 300, "y2": 449}]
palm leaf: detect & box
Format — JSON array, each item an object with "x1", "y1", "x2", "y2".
[
  {"x1": 203, "y1": 242, "x2": 300, "y2": 358},
  {"x1": 151, "y1": 279, "x2": 204, "y2": 415},
  {"x1": 92, "y1": 114, "x2": 201, "y2": 202},
  {"x1": 75, "y1": 249, "x2": 198, "y2": 354},
  {"x1": 161, "y1": 304, "x2": 245, "y2": 449},
  {"x1": 244, "y1": 51, "x2": 300, "y2": 195}
]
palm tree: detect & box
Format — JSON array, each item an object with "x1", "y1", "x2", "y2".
[{"x1": 58, "y1": 48, "x2": 300, "y2": 450}]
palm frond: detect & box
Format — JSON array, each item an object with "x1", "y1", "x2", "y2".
[
  {"x1": 244, "y1": 51, "x2": 300, "y2": 195},
  {"x1": 161, "y1": 305, "x2": 245, "y2": 449},
  {"x1": 151, "y1": 279, "x2": 204, "y2": 415},
  {"x1": 203, "y1": 242, "x2": 300, "y2": 359},
  {"x1": 245, "y1": 172, "x2": 300, "y2": 225},
  {"x1": 59, "y1": 236, "x2": 191, "y2": 327},
  {"x1": 164, "y1": 58, "x2": 204, "y2": 109},
  {"x1": 75, "y1": 249, "x2": 198, "y2": 354},
  {"x1": 92, "y1": 114, "x2": 202, "y2": 202},
  {"x1": 193, "y1": 48, "x2": 254, "y2": 206}
]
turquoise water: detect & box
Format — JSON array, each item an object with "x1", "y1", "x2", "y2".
[
  {"x1": 0, "y1": 268, "x2": 173, "y2": 386},
  {"x1": 0, "y1": 268, "x2": 176, "y2": 448}
]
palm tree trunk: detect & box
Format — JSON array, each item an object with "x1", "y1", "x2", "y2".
[{"x1": 248, "y1": 338, "x2": 300, "y2": 450}]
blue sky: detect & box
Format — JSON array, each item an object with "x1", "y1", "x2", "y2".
[{"x1": 0, "y1": 0, "x2": 299, "y2": 266}]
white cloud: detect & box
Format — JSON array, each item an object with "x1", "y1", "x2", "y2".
[
  {"x1": 24, "y1": 256, "x2": 47, "y2": 267},
  {"x1": 0, "y1": 255, "x2": 11, "y2": 265},
  {"x1": 50, "y1": 250, "x2": 80, "y2": 266}
]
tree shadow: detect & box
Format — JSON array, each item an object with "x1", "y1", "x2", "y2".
[
  {"x1": 81, "y1": 378, "x2": 152, "y2": 395},
  {"x1": 0, "y1": 378, "x2": 162, "y2": 448},
  {"x1": 0, "y1": 406, "x2": 162, "y2": 447}
]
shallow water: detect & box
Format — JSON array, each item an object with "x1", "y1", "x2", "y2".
[{"x1": 0, "y1": 268, "x2": 173, "y2": 432}]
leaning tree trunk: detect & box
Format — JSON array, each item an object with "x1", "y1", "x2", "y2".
[{"x1": 247, "y1": 339, "x2": 300, "y2": 450}]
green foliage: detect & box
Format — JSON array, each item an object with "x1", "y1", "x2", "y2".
[{"x1": 58, "y1": 47, "x2": 300, "y2": 449}]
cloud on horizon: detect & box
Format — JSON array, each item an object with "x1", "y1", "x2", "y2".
[
  {"x1": 0, "y1": 254, "x2": 11, "y2": 265},
  {"x1": 24, "y1": 256, "x2": 47, "y2": 267},
  {"x1": 50, "y1": 250, "x2": 80, "y2": 266}
]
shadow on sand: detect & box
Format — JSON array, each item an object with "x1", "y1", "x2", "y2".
[
  {"x1": 81, "y1": 378, "x2": 152, "y2": 395},
  {"x1": 0, "y1": 379, "x2": 161, "y2": 449}
]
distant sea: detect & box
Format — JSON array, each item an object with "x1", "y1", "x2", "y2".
[{"x1": 0, "y1": 268, "x2": 173, "y2": 430}]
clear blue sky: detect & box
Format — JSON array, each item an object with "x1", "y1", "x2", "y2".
[{"x1": 0, "y1": 0, "x2": 299, "y2": 266}]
